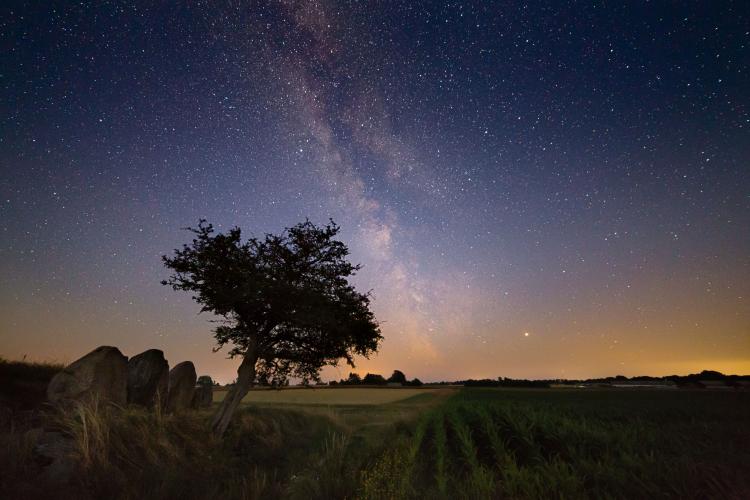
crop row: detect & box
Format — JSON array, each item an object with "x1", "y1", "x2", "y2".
[{"x1": 359, "y1": 389, "x2": 750, "y2": 499}]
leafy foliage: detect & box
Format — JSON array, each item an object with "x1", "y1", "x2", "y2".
[
  {"x1": 387, "y1": 370, "x2": 407, "y2": 385},
  {"x1": 162, "y1": 219, "x2": 382, "y2": 385},
  {"x1": 362, "y1": 373, "x2": 388, "y2": 385}
]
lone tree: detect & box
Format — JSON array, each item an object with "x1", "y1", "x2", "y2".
[
  {"x1": 162, "y1": 219, "x2": 381, "y2": 436},
  {"x1": 387, "y1": 370, "x2": 407, "y2": 385}
]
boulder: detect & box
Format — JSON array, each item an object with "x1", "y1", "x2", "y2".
[
  {"x1": 127, "y1": 349, "x2": 168, "y2": 408},
  {"x1": 34, "y1": 431, "x2": 76, "y2": 484},
  {"x1": 192, "y1": 383, "x2": 213, "y2": 408},
  {"x1": 166, "y1": 361, "x2": 196, "y2": 413},
  {"x1": 47, "y1": 346, "x2": 127, "y2": 405}
]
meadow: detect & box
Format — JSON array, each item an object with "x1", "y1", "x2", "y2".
[{"x1": 1, "y1": 358, "x2": 748, "y2": 499}]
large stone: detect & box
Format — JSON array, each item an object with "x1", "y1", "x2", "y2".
[
  {"x1": 166, "y1": 361, "x2": 196, "y2": 413},
  {"x1": 192, "y1": 383, "x2": 213, "y2": 408},
  {"x1": 34, "y1": 430, "x2": 77, "y2": 484},
  {"x1": 127, "y1": 349, "x2": 168, "y2": 408},
  {"x1": 47, "y1": 346, "x2": 127, "y2": 405}
]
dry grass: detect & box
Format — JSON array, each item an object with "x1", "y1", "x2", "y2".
[
  {"x1": 1, "y1": 361, "x2": 446, "y2": 499},
  {"x1": 1, "y1": 397, "x2": 352, "y2": 499},
  {"x1": 214, "y1": 387, "x2": 439, "y2": 405},
  {"x1": 0, "y1": 356, "x2": 447, "y2": 499}
]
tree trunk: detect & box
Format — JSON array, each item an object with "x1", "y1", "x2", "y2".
[{"x1": 211, "y1": 346, "x2": 257, "y2": 437}]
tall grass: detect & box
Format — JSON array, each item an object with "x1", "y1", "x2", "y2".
[
  {"x1": 287, "y1": 431, "x2": 355, "y2": 499},
  {"x1": 1, "y1": 397, "x2": 359, "y2": 499},
  {"x1": 1, "y1": 359, "x2": 446, "y2": 500},
  {"x1": 54, "y1": 396, "x2": 114, "y2": 470}
]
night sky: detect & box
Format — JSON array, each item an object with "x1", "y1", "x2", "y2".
[{"x1": 2, "y1": 1, "x2": 749, "y2": 383}]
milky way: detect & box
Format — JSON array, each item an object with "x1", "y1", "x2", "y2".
[{"x1": 2, "y1": 2, "x2": 748, "y2": 382}]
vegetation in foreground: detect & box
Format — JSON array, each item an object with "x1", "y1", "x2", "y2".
[
  {"x1": 2, "y1": 358, "x2": 749, "y2": 499},
  {"x1": 0, "y1": 357, "x2": 442, "y2": 500},
  {"x1": 2, "y1": 399, "x2": 358, "y2": 499}
]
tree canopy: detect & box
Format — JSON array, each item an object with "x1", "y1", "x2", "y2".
[
  {"x1": 362, "y1": 373, "x2": 388, "y2": 385},
  {"x1": 162, "y1": 219, "x2": 381, "y2": 434},
  {"x1": 387, "y1": 370, "x2": 407, "y2": 385}
]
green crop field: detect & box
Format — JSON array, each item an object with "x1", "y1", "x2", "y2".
[{"x1": 360, "y1": 388, "x2": 750, "y2": 499}]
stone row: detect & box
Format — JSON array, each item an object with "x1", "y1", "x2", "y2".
[{"x1": 46, "y1": 346, "x2": 213, "y2": 412}]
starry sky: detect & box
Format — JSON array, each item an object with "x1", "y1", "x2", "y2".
[{"x1": 2, "y1": 1, "x2": 749, "y2": 383}]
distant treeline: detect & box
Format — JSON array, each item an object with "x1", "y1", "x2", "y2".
[
  {"x1": 320, "y1": 369, "x2": 750, "y2": 388},
  {"x1": 431, "y1": 370, "x2": 750, "y2": 388},
  {"x1": 583, "y1": 370, "x2": 750, "y2": 384},
  {"x1": 328, "y1": 370, "x2": 423, "y2": 387},
  {"x1": 462, "y1": 378, "x2": 551, "y2": 388},
  {"x1": 246, "y1": 368, "x2": 750, "y2": 388},
  {"x1": 430, "y1": 378, "x2": 550, "y2": 388}
]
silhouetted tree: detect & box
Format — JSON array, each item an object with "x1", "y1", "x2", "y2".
[
  {"x1": 362, "y1": 373, "x2": 387, "y2": 385},
  {"x1": 163, "y1": 219, "x2": 381, "y2": 436},
  {"x1": 341, "y1": 372, "x2": 362, "y2": 385},
  {"x1": 697, "y1": 370, "x2": 725, "y2": 380},
  {"x1": 197, "y1": 375, "x2": 214, "y2": 387},
  {"x1": 387, "y1": 370, "x2": 407, "y2": 385},
  {"x1": 407, "y1": 378, "x2": 423, "y2": 386}
]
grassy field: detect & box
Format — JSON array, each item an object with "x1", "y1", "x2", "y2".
[
  {"x1": 214, "y1": 387, "x2": 439, "y2": 405},
  {"x1": 2, "y1": 361, "x2": 749, "y2": 499}
]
